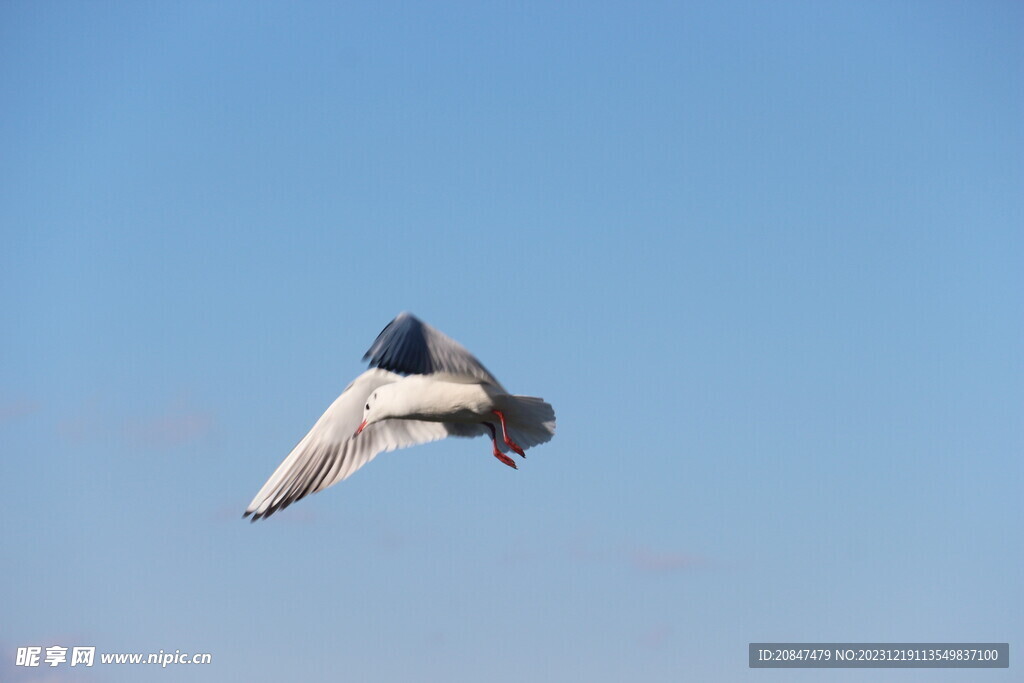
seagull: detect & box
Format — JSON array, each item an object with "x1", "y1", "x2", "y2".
[{"x1": 244, "y1": 312, "x2": 556, "y2": 521}]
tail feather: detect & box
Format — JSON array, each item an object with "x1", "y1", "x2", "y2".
[{"x1": 497, "y1": 395, "x2": 556, "y2": 451}]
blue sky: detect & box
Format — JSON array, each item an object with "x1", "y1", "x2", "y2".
[{"x1": 1, "y1": 1, "x2": 1021, "y2": 681}]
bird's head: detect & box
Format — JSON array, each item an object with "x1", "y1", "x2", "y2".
[{"x1": 355, "y1": 386, "x2": 392, "y2": 436}]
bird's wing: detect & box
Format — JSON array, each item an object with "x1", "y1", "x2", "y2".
[
  {"x1": 244, "y1": 368, "x2": 450, "y2": 521},
  {"x1": 362, "y1": 312, "x2": 504, "y2": 389}
]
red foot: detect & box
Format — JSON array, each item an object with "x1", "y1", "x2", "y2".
[
  {"x1": 484, "y1": 420, "x2": 517, "y2": 469},
  {"x1": 492, "y1": 446, "x2": 517, "y2": 469},
  {"x1": 491, "y1": 410, "x2": 526, "y2": 458}
]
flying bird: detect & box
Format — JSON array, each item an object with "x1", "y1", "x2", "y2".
[{"x1": 244, "y1": 312, "x2": 556, "y2": 520}]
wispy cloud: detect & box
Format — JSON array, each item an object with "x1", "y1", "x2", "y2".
[
  {"x1": 123, "y1": 404, "x2": 214, "y2": 448},
  {"x1": 1, "y1": 671, "x2": 64, "y2": 683},
  {"x1": 565, "y1": 531, "x2": 707, "y2": 574},
  {"x1": 638, "y1": 622, "x2": 673, "y2": 650},
  {"x1": 0, "y1": 399, "x2": 42, "y2": 425},
  {"x1": 501, "y1": 531, "x2": 709, "y2": 575},
  {"x1": 57, "y1": 397, "x2": 215, "y2": 449},
  {"x1": 630, "y1": 547, "x2": 704, "y2": 573}
]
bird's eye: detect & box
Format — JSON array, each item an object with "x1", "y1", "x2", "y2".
[{"x1": 365, "y1": 403, "x2": 369, "y2": 411}]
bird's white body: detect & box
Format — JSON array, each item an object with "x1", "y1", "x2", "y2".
[
  {"x1": 371, "y1": 375, "x2": 500, "y2": 423},
  {"x1": 244, "y1": 313, "x2": 556, "y2": 520}
]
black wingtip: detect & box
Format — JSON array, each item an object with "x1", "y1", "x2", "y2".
[
  {"x1": 361, "y1": 313, "x2": 411, "y2": 362},
  {"x1": 362, "y1": 312, "x2": 431, "y2": 375}
]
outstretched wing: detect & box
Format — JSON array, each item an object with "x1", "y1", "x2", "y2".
[
  {"x1": 244, "y1": 368, "x2": 450, "y2": 521},
  {"x1": 362, "y1": 312, "x2": 504, "y2": 389}
]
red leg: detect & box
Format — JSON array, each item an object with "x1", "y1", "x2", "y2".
[
  {"x1": 491, "y1": 410, "x2": 526, "y2": 458},
  {"x1": 484, "y1": 422, "x2": 517, "y2": 469}
]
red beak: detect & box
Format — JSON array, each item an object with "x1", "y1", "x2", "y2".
[{"x1": 354, "y1": 420, "x2": 367, "y2": 437}]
